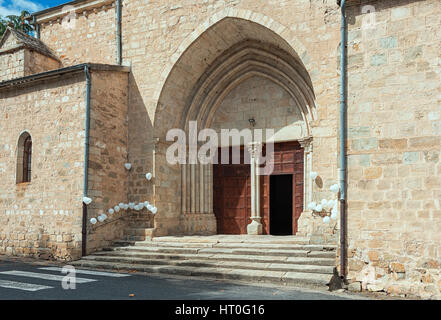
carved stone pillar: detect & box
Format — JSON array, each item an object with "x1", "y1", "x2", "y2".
[
  {"x1": 299, "y1": 136, "x2": 313, "y2": 208},
  {"x1": 247, "y1": 141, "x2": 263, "y2": 235}
]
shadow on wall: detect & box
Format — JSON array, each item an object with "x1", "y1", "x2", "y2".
[{"x1": 127, "y1": 72, "x2": 154, "y2": 204}]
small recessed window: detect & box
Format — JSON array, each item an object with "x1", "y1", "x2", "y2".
[{"x1": 16, "y1": 132, "x2": 32, "y2": 183}]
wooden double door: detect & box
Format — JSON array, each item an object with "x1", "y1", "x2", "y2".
[{"x1": 213, "y1": 141, "x2": 304, "y2": 235}]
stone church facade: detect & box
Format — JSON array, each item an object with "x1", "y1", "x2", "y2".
[{"x1": 0, "y1": 0, "x2": 440, "y2": 298}]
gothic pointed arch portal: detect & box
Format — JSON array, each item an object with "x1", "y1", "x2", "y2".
[{"x1": 153, "y1": 14, "x2": 316, "y2": 236}]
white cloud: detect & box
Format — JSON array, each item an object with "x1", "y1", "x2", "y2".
[{"x1": 0, "y1": 0, "x2": 45, "y2": 17}]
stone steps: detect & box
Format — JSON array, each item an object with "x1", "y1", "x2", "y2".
[
  {"x1": 102, "y1": 244, "x2": 335, "y2": 258},
  {"x1": 79, "y1": 254, "x2": 334, "y2": 274},
  {"x1": 70, "y1": 260, "x2": 331, "y2": 287},
  {"x1": 96, "y1": 250, "x2": 335, "y2": 266},
  {"x1": 150, "y1": 236, "x2": 311, "y2": 245},
  {"x1": 73, "y1": 235, "x2": 336, "y2": 288},
  {"x1": 112, "y1": 240, "x2": 336, "y2": 252}
]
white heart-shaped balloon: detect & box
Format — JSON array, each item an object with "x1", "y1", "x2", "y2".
[
  {"x1": 90, "y1": 218, "x2": 97, "y2": 225},
  {"x1": 145, "y1": 172, "x2": 153, "y2": 180},
  {"x1": 151, "y1": 207, "x2": 158, "y2": 214},
  {"x1": 124, "y1": 163, "x2": 132, "y2": 170},
  {"x1": 83, "y1": 197, "x2": 92, "y2": 205},
  {"x1": 114, "y1": 206, "x2": 120, "y2": 212}
]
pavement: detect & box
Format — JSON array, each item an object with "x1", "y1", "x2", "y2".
[{"x1": 0, "y1": 255, "x2": 373, "y2": 300}]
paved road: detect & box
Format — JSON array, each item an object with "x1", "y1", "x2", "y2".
[{"x1": 0, "y1": 258, "x2": 362, "y2": 300}]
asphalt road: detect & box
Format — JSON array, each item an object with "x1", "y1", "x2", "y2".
[{"x1": 0, "y1": 258, "x2": 362, "y2": 300}]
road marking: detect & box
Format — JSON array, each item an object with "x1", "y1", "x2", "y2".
[
  {"x1": 0, "y1": 270, "x2": 97, "y2": 283},
  {"x1": 0, "y1": 279, "x2": 53, "y2": 292},
  {"x1": 39, "y1": 267, "x2": 130, "y2": 277}
]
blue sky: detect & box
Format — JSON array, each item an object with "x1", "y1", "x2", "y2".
[{"x1": 0, "y1": 0, "x2": 68, "y2": 16}]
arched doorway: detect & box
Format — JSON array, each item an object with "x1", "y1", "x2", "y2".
[{"x1": 153, "y1": 15, "x2": 316, "y2": 236}]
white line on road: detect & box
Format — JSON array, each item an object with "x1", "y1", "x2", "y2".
[
  {"x1": 39, "y1": 267, "x2": 130, "y2": 277},
  {"x1": 0, "y1": 279, "x2": 53, "y2": 292},
  {"x1": 0, "y1": 271, "x2": 97, "y2": 283}
]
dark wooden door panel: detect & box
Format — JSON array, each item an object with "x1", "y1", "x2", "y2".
[{"x1": 213, "y1": 151, "x2": 250, "y2": 234}]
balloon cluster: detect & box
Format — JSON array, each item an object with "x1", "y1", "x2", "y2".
[
  {"x1": 87, "y1": 166, "x2": 156, "y2": 225},
  {"x1": 307, "y1": 183, "x2": 340, "y2": 224},
  {"x1": 88, "y1": 200, "x2": 158, "y2": 225}
]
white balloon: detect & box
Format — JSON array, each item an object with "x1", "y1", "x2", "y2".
[
  {"x1": 134, "y1": 205, "x2": 140, "y2": 211},
  {"x1": 138, "y1": 203, "x2": 144, "y2": 209},
  {"x1": 119, "y1": 203, "x2": 124, "y2": 207},
  {"x1": 315, "y1": 205, "x2": 323, "y2": 212},
  {"x1": 108, "y1": 208, "x2": 115, "y2": 215},
  {"x1": 145, "y1": 172, "x2": 153, "y2": 180},
  {"x1": 331, "y1": 212, "x2": 338, "y2": 220},
  {"x1": 114, "y1": 206, "x2": 120, "y2": 212},
  {"x1": 144, "y1": 201, "x2": 149, "y2": 207},
  {"x1": 90, "y1": 218, "x2": 97, "y2": 225},
  {"x1": 307, "y1": 202, "x2": 317, "y2": 210},
  {"x1": 129, "y1": 203, "x2": 135, "y2": 209},
  {"x1": 151, "y1": 207, "x2": 158, "y2": 214},
  {"x1": 326, "y1": 199, "x2": 335, "y2": 210},
  {"x1": 97, "y1": 215, "x2": 104, "y2": 222},
  {"x1": 330, "y1": 184, "x2": 340, "y2": 193},
  {"x1": 83, "y1": 197, "x2": 92, "y2": 205},
  {"x1": 102, "y1": 214, "x2": 108, "y2": 220},
  {"x1": 323, "y1": 216, "x2": 331, "y2": 224},
  {"x1": 124, "y1": 204, "x2": 129, "y2": 210},
  {"x1": 321, "y1": 199, "x2": 328, "y2": 206},
  {"x1": 124, "y1": 163, "x2": 132, "y2": 170},
  {"x1": 147, "y1": 204, "x2": 153, "y2": 211},
  {"x1": 310, "y1": 172, "x2": 318, "y2": 180}
]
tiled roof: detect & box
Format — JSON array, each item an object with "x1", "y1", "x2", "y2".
[{"x1": 0, "y1": 27, "x2": 59, "y2": 61}]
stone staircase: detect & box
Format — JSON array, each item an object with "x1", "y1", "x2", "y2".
[{"x1": 72, "y1": 235, "x2": 337, "y2": 289}]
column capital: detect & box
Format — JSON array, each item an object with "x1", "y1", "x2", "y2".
[{"x1": 299, "y1": 136, "x2": 313, "y2": 152}]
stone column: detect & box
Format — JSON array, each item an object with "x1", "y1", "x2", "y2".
[
  {"x1": 299, "y1": 136, "x2": 313, "y2": 208},
  {"x1": 297, "y1": 136, "x2": 313, "y2": 237},
  {"x1": 247, "y1": 141, "x2": 263, "y2": 235}
]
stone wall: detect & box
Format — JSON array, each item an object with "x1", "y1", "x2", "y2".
[
  {"x1": 344, "y1": 0, "x2": 441, "y2": 298},
  {"x1": 24, "y1": 50, "x2": 61, "y2": 76},
  {"x1": 0, "y1": 72, "x2": 87, "y2": 261},
  {"x1": 85, "y1": 69, "x2": 130, "y2": 254},
  {"x1": 211, "y1": 76, "x2": 306, "y2": 141},
  {"x1": 0, "y1": 49, "x2": 25, "y2": 82},
  {"x1": 39, "y1": 2, "x2": 117, "y2": 66}
]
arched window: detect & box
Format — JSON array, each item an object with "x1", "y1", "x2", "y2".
[{"x1": 16, "y1": 132, "x2": 32, "y2": 183}]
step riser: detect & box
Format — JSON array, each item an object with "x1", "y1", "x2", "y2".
[
  {"x1": 82, "y1": 256, "x2": 333, "y2": 274},
  {"x1": 124, "y1": 230, "x2": 155, "y2": 237},
  {"x1": 70, "y1": 261, "x2": 329, "y2": 287},
  {"x1": 96, "y1": 250, "x2": 336, "y2": 266},
  {"x1": 107, "y1": 246, "x2": 336, "y2": 259},
  {"x1": 112, "y1": 241, "x2": 336, "y2": 252}
]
